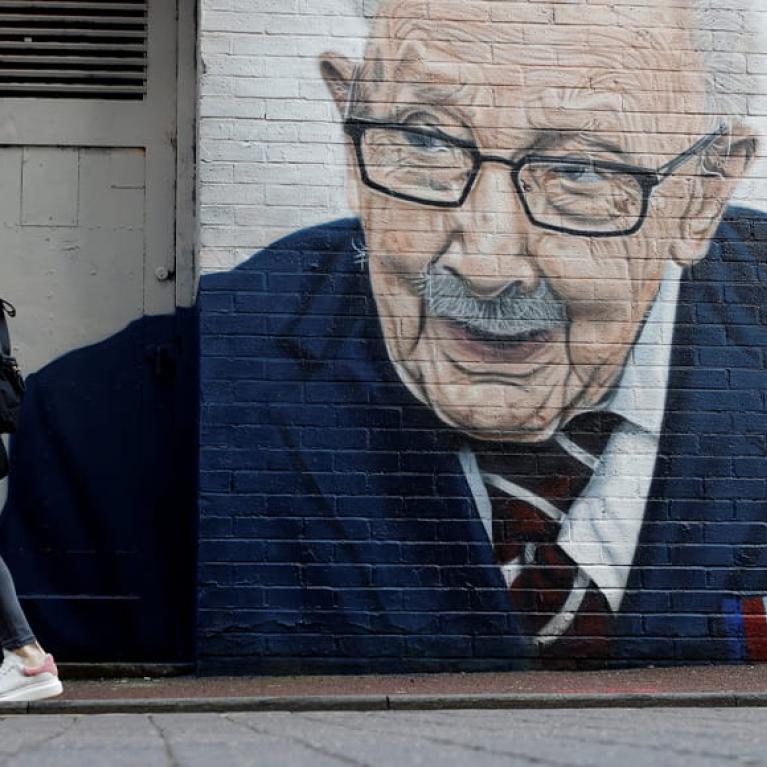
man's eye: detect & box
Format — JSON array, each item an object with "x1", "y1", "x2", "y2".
[
  {"x1": 403, "y1": 130, "x2": 451, "y2": 152},
  {"x1": 555, "y1": 164, "x2": 605, "y2": 184}
]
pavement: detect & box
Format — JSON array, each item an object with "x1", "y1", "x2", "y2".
[
  {"x1": 3, "y1": 663, "x2": 767, "y2": 715},
  {"x1": 3, "y1": 668, "x2": 767, "y2": 766},
  {"x1": 2, "y1": 708, "x2": 767, "y2": 766}
]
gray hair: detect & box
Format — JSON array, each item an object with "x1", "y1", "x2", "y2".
[{"x1": 354, "y1": 0, "x2": 758, "y2": 122}]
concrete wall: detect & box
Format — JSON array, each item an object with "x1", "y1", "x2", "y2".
[{"x1": 197, "y1": 0, "x2": 767, "y2": 672}]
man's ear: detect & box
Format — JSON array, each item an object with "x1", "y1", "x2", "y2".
[
  {"x1": 319, "y1": 52, "x2": 364, "y2": 214},
  {"x1": 319, "y1": 52, "x2": 357, "y2": 116},
  {"x1": 671, "y1": 127, "x2": 759, "y2": 267}
]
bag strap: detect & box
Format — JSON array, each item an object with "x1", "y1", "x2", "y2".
[{"x1": 0, "y1": 299, "x2": 16, "y2": 357}]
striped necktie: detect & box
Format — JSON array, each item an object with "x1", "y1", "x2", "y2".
[{"x1": 476, "y1": 411, "x2": 622, "y2": 660}]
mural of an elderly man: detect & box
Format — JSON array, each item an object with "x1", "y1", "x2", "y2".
[{"x1": 201, "y1": 0, "x2": 767, "y2": 669}]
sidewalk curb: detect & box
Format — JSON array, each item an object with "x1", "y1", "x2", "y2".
[{"x1": 3, "y1": 692, "x2": 767, "y2": 715}]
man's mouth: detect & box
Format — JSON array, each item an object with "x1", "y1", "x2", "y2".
[
  {"x1": 433, "y1": 317, "x2": 560, "y2": 366},
  {"x1": 459, "y1": 323, "x2": 552, "y2": 347}
]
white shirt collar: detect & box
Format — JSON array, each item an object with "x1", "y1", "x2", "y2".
[{"x1": 596, "y1": 259, "x2": 683, "y2": 436}]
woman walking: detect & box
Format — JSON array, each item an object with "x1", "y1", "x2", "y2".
[{"x1": 0, "y1": 300, "x2": 62, "y2": 702}]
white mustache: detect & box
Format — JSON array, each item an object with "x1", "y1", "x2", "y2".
[{"x1": 414, "y1": 265, "x2": 568, "y2": 338}]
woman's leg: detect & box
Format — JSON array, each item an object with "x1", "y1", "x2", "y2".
[
  {"x1": 0, "y1": 552, "x2": 62, "y2": 701},
  {"x1": 0, "y1": 443, "x2": 61, "y2": 700},
  {"x1": 0, "y1": 552, "x2": 38, "y2": 653}
]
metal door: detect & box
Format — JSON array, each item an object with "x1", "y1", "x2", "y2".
[
  {"x1": 0, "y1": 0, "x2": 196, "y2": 664},
  {"x1": 0, "y1": 0, "x2": 178, "y2": 367}
]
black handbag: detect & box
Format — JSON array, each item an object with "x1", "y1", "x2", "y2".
[{"x1": 0, "y1": 299, "x2": 25, "y2": 434}]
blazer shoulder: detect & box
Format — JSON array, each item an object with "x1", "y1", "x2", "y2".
[
  {"x1": 708, "y1": 206, "x2": 767, "y2": 270},
  {"x1": 199, "y1": 218, "x2": 364, "y2": 292},
  {"x1": 198, "y1": 218, "x2": 382, "y2": 365},
  {"x1": 689, "y1": 206, "x2": 767, "y2": 297}
]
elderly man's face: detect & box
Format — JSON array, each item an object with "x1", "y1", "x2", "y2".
[{"x1": 321, "y1": 0, "x2": 752, "y2": 441}]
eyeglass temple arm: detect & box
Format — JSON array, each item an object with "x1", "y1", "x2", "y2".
[{"x1": 656, "y1": 123, "x2": 729, "y2": 179}]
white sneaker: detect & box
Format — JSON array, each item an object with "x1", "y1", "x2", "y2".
[{"x1": 0, "y1": 649, "x2": 63, "y2": 702}]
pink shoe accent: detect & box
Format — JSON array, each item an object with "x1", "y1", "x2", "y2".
[{"x1": 22, "y1": 655, "x2": 58, "y2": 678}]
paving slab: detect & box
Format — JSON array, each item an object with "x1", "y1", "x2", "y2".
[{"x1": 5, "y1": 709, "x2": 767, "y2": 767}]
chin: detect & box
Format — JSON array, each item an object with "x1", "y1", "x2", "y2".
[
  {"x1": 423, "y1": 388, "x2": 561, "y2": 443},
  {"x1": 392, "y1": 351, "x2": 569, "y2": 442}
]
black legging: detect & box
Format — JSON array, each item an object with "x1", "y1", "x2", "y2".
[{"x1": 0, "y1": 551, "x2": 35, "y2": 652}]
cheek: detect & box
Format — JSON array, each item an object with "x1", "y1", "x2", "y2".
[
  {"x1": 535, "y1": 232, "x2": 662, "y2": 324},
  {"x1": 363, "y1": 198, "x2": 450, "y2": 358},
  {"x1": 368, "y1": 266, "x2": 420, "y2": 355},
  {"x1": 361, "y1": 193, "x2": 450, "y2": 275},
  {"x1": 535, "y1": 233, "x2": 664, "y2": 377},
  {"x1": 534, "y1": 233, "x2": 633, "y2": 319}
]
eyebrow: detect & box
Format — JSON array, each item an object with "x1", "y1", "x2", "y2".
[
  {"x1": 409, "y1": 82, "x2": 471, "y2": 106},
  {"x1": 579, "y1": 135, "x2": 628, "y2": 158},
  {"x1": 350, "y1": 75, "x2": 478, "y2": 132},
  {"x1": 348, "y1": 69, "x2": 633, "y2": 161},
  {"x1": 526, "y1": 130, "x2": 628, "y2": 159}
]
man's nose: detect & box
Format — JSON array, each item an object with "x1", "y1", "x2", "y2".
[{"x1": 439, "y1": 162, "x2": 539, "y2": 297}]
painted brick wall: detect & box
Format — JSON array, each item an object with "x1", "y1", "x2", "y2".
[
  {"x1": 197, "y1": 0, "x2": 767, "y2": 673},
  {"x1": 198, "y1": 0, "x2": 368, "y2": 273}
]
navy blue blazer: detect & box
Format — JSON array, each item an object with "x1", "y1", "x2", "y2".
[{"x1": 199, "y1": 206, "x2": 767, "y2": 670}]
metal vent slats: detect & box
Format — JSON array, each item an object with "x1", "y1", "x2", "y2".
[{"x1": 0, "y1": 0, "x2": 147, "y2": 99}]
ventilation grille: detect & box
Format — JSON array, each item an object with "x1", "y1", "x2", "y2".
[{"x1": 0, "y1": 0, "x2": 147, "y2": 99}]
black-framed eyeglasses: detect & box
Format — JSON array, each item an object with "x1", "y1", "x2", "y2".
[{"x1": 343, "y1": 118, "x2": 727, "y2": 238}]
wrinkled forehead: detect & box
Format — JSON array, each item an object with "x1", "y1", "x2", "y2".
[
  {"x1": 360, "y1": 0, "x2": 706, "y2": 140},
  {"x1": 368, "y1": 0, "x2": 695, "y2": 57}
]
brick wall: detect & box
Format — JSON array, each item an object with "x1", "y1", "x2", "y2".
[{"x1": 197, "y1": 0, "x2": 767, "y2": 673}]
